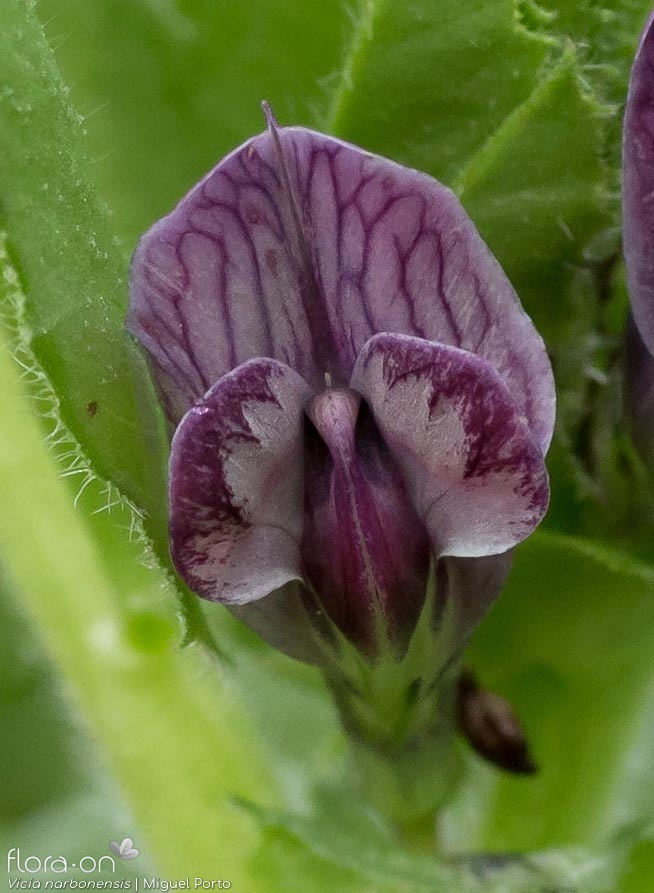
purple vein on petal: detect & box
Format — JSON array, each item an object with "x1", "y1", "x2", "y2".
[
  {"x1": 129, "y1": 115, "x2": 554, "y2": 447},
  {"x1": 262, "y1": 102, "x2": 341, "y2": 380}
]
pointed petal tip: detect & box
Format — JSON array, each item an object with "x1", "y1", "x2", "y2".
[{"x1": 261, "y1": 99, "x2": 279, "y2": 130}]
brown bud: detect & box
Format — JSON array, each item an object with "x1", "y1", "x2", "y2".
[{"x1": 456, "y1": 670, "x2": 536, "y2": 775}]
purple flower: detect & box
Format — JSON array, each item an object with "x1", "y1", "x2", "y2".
[
  {"x1": 624, "y1": 12, "x2": 654, "y2": 358},
  {"x1": 128, "y1": 106, "x2": 553, "y2": 664},
  {"x1": 623, "y1": 12, "x2": 654, "y2": 460}
]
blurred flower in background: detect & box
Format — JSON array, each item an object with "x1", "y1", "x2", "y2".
[{"x1": 623, "y1": 12, "x2": 654, "y2": 465}]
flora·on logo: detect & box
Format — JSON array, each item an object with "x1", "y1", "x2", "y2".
[
  {"x1": 109, "y1": 839, "x2": 139, "y2": 860},
  {"x1": 7, "y1": 848, "x2": 115, "y2": 874},
  {"x1": 7, "y1": 850, "x2": 67, "y2": 874}
]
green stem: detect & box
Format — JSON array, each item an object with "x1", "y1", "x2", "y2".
[
  {"x1": 347, "y1": 724, "x2": 462, "y2": 837},
  {"x1": 326, "y1": 647, "x2": 462, "y2": 833}
]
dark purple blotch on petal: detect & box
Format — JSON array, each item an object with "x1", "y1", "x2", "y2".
[
  {"x1": 169, "y1": 357, "x2": 311, "y2": 605},
  {"x1": 352, "y1": 334, "x2": 549, "y2": 559}
]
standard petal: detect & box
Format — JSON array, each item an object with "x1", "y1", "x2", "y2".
[
  {"x1": 129, "y1": 113, "x2": 554, "y2": 448},
  {"x1": 351, "y1": 334, "x2": 549, "y2": 558},
  {"x1": 169, "y1": 358, "x2": 312, "y2": 604},
  {"x1": 623, "y1": 11, "x2": 654, "y2": 356},
  {"x1": 302, "y1": 387, "x2": 431, "y2": 653}
]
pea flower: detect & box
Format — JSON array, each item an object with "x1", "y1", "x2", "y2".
[
  {"x1": 623, "y1": 11, "x2": 654, "y2": 462},
  {"x1": 128, "y1": 106, "x2": 554, "y2": 672}
]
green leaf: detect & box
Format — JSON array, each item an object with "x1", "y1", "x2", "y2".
[
  {"x1": 241, "y1": 794, "x2": 624, "y2": 892},
  {"x1": 537, "y1": 0, "x2": 652, "y2": 144},
  {"x1": 443, "y1": 531, "x2": 654, "y2": 853},
  {"x1": 325, "y1": 0, "x2": 556, "y2": 181},
  {"x1": 0, "y1": 0, "x2": 168, "y2": 521},
  {"x1": 454, "y1": 50, "x2": 609, "y2": 345},
  {"x1": 242, "y1": 799, "x2": 459, "y2": 892},
  {"x1": 249, "y1": 828, "x2": 385, "y2": 893},
  {"x1": 38, "y1": 0, "x2": 354, "y2": 248}
]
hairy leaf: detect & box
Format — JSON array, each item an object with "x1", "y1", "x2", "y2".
[{"x1": 0, "y1": 0, "x2": 168, "y2": 519}]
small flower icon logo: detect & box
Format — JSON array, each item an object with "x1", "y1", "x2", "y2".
[{"x1": 109, "y1": 838, "x2": 139, "y2": 860}]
